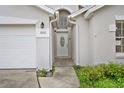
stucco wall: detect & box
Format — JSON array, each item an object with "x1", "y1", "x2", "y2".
[
  {"x1": 89, "y1": 17, "x2": 95, "y2": 65},
  {"x1": 36, "y1": 37, "x2": 50, "y2": 70},
  {"x1": 0, "y1": 5, "x2": 51, "y2": 69},
  {"x1": 75, "y1": 15, "x2": 90, "y2": 65},
  {"x1": 72, "y1": 26, "x2": 76, "y2": 64},
  {"x1": 89, "y1": 5, "x2": 124, "y2": 64},
  {"x1": 0, "y1": 5, "x2": 50, "y2": 28}
]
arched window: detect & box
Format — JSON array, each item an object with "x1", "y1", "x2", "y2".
[{"x1": 58, "y1": 10, "x2": 70, "y2": 29}]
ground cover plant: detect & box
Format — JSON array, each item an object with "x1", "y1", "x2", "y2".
[
  {"x1": 73, "y1": 62, "x2": 124, "y2": 88},
  {"x1": 38, "y1": 66, "x2": 55, "y2": 77}
]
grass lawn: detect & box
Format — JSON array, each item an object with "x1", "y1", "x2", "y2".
[{"x1": 73, "y1": 63, "x2": 124, "y2": 88}]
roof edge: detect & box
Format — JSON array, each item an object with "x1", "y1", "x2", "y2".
[
  {"x1": 69, "y1": 6, "x2": 94, "y2": 18},
  {"x1": 35, "y1": 5, "x2": 55, "y2": 15},
  {"x1": 84, "y1": 5, "x2": 104, "y2": 19}
]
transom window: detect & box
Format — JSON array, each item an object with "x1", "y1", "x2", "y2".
[
  {"x1": 58, "y1": 10, "x2": 70, "y2": 29},
  {"x1": 116, "y1": 20, "x2": 124, "y2": 53},
  {"x1": 59, "y1": 16, "x2": 67, "y2": 29}
]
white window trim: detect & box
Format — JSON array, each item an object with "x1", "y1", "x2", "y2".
[
  {"x1": 116, "y1": 53, "x2": 124, "y2": 58},
  {"x1": 115, "y1": 15, "x2": 124, "y2": 20},
  {"x1": 115, "y1": 16, "x2": 124, "y2": 58}
]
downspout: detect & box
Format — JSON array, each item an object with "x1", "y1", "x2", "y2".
[
  {"x1": 49, "y1": 11, "x2": 59, "y2": 70},
  {"x1": 68, "y1": 16, "x2": 80, "y2": 65}
]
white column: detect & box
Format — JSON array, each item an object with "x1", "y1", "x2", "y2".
[
  {"x1": 49, "y1": 22, "x2": 53, "y2": 70},
  {"x1": 75, "y1": 24, "x2": 79, "y2": 65}
]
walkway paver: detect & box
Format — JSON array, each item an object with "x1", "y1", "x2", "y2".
[
  {"x1": 39, "y1": 59, "x2": 80, "y2": 88},
  {"x1": 54, "y1": 58, "x2": 74, "y2": 67}
]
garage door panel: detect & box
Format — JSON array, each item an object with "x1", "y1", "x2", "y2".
[
  {"x1": 0, "y1": 26, "x2": 36, "y2": 68},
  {"x1": 0, "y1": 36, "x2": 35, "y2": 49},
  {"x1": 0, "y1": 25, "x2": 35, "y2": 35}
]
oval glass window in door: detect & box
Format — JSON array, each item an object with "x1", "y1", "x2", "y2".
[{"x1": 60, "y1": 36, "x2": 65, "y2": 47}]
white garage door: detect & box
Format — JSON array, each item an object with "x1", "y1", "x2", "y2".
[{"x1": 0, "y1": 25, "x2": 36, "y2": 68}]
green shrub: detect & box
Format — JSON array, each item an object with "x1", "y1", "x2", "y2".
[
  {"x1": 38, "y1": 68, "x2": 47, "y2": 77},
  {"x1": 103, "y1": 63, "x2": 122, "y2": 79},
  {"x1": 73, "y1": 62, "x2": 124, "y2": 88},
  {"x1": 75, "y1": 65, "x2": 105, "y2": 82},
  {"x1": 38, "y1": 66, "x2": 55, "y2": 77},
  {"x1": 50, "y1": 65, "x2": 55, "y2": 75},
  {"x1": 80, "y1": 81, "x2": 94, "y2": 88},
  {"x1": 116, "y1": 78, "x2": 124, "y2": 88},
  {"x1": 94, "y1": 79, "x2": 117, "y2": 88}
]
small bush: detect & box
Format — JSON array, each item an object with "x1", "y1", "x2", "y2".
[
  {"x1": 103, "y1": 63, "x2": 122, "y2": 79},
  {"x1": 50, "y1": 65, "x2": 55, "y2": 75},
  {"x1": 38, "y1": 68, "x2": 47, "y2": 77},
  {"x1": 38, "y1": 66, "x2": 55, "y2": 77},
  {"x1": 74, "y1": 62, "x2": 124, "y2": 88},
  {"x1": 94, "y1": 79, "x2": 117, "y2": 88}
]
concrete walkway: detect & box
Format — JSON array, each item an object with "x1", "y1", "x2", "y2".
[
  {"x1": 39, "y1": 59, "x2": 80, "y2": 88},
  {"x1": 0, "y1": 70, "x2": 39, "y2": 88}
]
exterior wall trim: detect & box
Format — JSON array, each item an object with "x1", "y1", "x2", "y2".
[
  {"x1": 116, "y1": 53, "x2": 124, "y2": 58},
  {"x1": 115, "y1": 15, "x2": 124, "y2": 20}
]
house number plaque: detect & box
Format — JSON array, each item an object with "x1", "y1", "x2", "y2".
[{"x1": 36, "y1": 28, "x2": 49, "y2": 37}]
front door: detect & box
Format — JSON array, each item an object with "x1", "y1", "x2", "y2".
[{"x1": 56, "y1": 32, "x2": 69, "y2": 58}]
